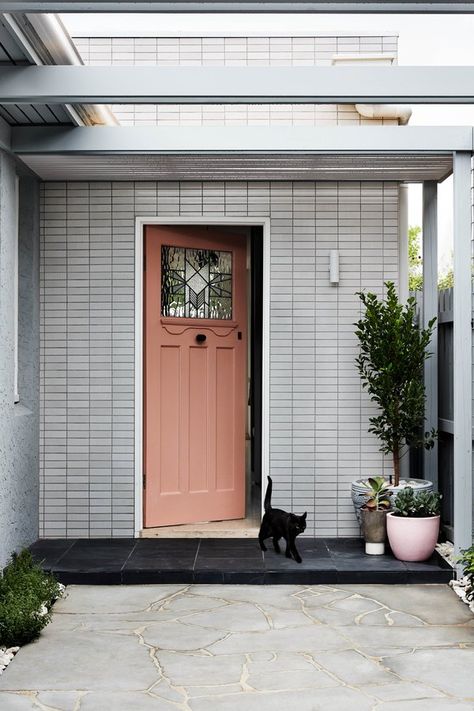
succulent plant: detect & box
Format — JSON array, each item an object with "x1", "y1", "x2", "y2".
[
  {"x1": 361, "y1": 476, "x2": 392, "y2": 511},
  {"x1": 392, "y1": 486, "x2": 441, "y2": 518}
]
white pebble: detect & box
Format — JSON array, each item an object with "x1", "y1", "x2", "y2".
[{"x1": 0, "y1": 645, "x2": 19, "y2": 675}]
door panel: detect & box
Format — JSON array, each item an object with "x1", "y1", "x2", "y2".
[
  {"x1": 216, "y1": 347, "x2": 236, "y2": 492},
  {"x1": 159, "y1": 345, "x2": 181, "y2": 496},
  {"x1": 144, "y1": 225, "x2": 247, "y2": 527},
  {"x1": 188, "y1": 345, "x2": 208, "y2": 494}
]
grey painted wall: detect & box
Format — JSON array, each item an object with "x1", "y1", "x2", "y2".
[
  {"x1": 0, "y1": 152, "x2": 40, "y2": 568},
  {"x1": 40, "y1": 180, "x2": 398, "y2": 539}
]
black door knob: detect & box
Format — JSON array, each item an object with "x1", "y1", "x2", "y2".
[{"x1": 196, "y1": 334, "x2": 207, "y2": 343}]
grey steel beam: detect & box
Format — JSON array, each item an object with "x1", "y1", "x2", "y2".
[
  {"x1": 2, "y1": 1, "x2": 474, "y2": 12},
  {"x1": 0, "y1": 115, "x2": 11, "y2": 153},
  {"x1": 422, "y1": 181, "x2": 438, "y2": 489},
  {"x1": 10, "y1": 125, "x2": 474, "y2": 154},
  {"x1": 5, "y1": 65, "x2": 474, "y2": 104},
  {"x1": 452, "y1": 151, "x2": 473, "y2": 563}
]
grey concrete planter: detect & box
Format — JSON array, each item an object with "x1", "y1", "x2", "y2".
[
  {"x1": 361, "y1": 508, "x2": 387, "y2": 555},
  {"x1": 352, "y1": 478, "x2": 433, "y2": 524}
]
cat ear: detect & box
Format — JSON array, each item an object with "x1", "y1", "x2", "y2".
[{"x1": 302, "y1": 512, "x2": 307, "y2": 520}]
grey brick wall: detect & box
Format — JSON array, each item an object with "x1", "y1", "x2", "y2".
[
  {"x1": 40, "y1": 180, "x2": 399, "y2": 538},
  {"x1": 72, "y1": 34, "x2": 398, "y2": 127}
]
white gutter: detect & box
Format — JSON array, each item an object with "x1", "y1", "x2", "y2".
[
  {"x1": 2, "y1": 12, "x2": 118, "y2": 126},
  {"x1": 332, "y1": 54, "x2": 412, "y2": 126},
  {"x1": 355, "y1": 104, "x2": 412, "y2": 125}
]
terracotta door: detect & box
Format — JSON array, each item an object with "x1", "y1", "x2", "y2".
[{"x1": 144, "y1": 225, "x2": 247, "y2": 527}]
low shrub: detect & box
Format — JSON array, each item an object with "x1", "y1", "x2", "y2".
[
  {"x1": 458, "y1": 545, "x2": 474, "y2": 602},
  {"x1": 0, "y1": 550, "x2": 62, "y2": 647}
]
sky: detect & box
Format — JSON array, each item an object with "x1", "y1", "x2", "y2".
[{"x1": 62, "y1": 12, "x2": 474, "y2": 272}]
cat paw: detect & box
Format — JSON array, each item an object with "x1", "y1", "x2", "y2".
[
  {"x1": 285, "y1": 552, "x2": 292, "y2": 559},
  {"x1": 260, "y1": 544, "x2": 267, "y2": 552},
  {"x1": 294, "y1": 557, "x2": 302, "y2": 564}
]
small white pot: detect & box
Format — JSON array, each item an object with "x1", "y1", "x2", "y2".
[{"x1": 365, "y1": 542, "x2": 385, "y2": 555}]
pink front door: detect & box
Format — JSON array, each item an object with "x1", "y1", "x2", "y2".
[{"x1": 144, "y1": 225, "x2": 247, "y2": 527}]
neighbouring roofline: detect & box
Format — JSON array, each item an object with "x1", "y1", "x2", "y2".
[
  {"x1": 70, "y1": 31, "x2": 400, "y2": 38},
  {"x1": 1, "y1": 12, "x2": 118, "y2": 126}
]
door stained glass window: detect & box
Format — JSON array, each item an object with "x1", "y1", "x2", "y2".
[{"x1": 161, "y1": 245, "x2": 232, "y2": 319}]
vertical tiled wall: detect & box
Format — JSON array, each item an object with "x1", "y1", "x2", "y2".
[
  {"x1": 40, "y1": 180, "x2": 399, "y2": 538},
  {"x1": 72, "y1": 34, "x2": 398, "y2": 127}
]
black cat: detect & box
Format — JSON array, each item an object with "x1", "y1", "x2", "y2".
[{"x1": 258, "y1": 476, "x2": 307, "y2": 563}]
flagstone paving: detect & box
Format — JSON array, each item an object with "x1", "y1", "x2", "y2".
[{"x1": 0, "y1": 584, "x2": 473, "y2": 710}]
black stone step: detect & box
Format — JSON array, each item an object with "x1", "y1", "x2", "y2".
[{"x1": 29, "y1": 537, "x2": 454, "y2": 585}]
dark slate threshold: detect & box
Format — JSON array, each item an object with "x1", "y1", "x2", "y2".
[{"x1": 29, "y1": 537, "x2": 454, "y2": 585}]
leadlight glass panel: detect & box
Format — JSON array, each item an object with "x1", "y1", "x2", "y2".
[{"x1": 161, "y1": 245, "x2": 232, "y2": 319}]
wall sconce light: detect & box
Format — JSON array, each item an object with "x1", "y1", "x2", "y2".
[{"x1": 329, "y1": 249, "x2": 340, "y2": 285}]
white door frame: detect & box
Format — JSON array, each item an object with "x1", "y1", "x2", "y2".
[{"x1": 134, "y1": 216, "x2": 271, "y2": 535}]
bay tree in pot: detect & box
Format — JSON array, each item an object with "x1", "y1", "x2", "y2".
[
  {"x1": 352, "y1": 281, "x2": 437, "y2": 520},
  {"x1": 387, "y1": 487, "x2": 442, "y2": 561}
]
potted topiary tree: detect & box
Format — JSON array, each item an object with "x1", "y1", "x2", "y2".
[
  {"x1": 387, "y1": 487, "x2": 441, "y2": 561},
  {"x1": 360, "y1": 476, "x2": 391, "y2": 556},
  {"x1": 351, "y1": 281, "x2": 437, "y2": 520}
]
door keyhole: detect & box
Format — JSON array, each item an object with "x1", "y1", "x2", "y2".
[{"x1": 196, "y1": 334, "x2": 207, "y2": 343}]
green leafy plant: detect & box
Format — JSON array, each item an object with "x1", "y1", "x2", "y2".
[
  {"x1": 408, "y1": 225, "x2": 423, "y2": 292},
  {"x1": 0, "y1": 550, "x2": 62, "y2": 648},
  {"x1": 355, "y1": 281, "x2": 437, "y2": 487},
  {"x1": 438, "y1": 268, "x2": 454, "y2": 290},
  {"x1": 392, "y1": 487, "x2": 441, "y2": 518},
  {"x1": 458, "y1": 545, "x2": 474, "y2": 601},
  {"x1": 408, "y1": 226, "x2": 455, "y2": 291},
  {"x1": 361, "y1": 476, "x2": 391, "y2": 511}
]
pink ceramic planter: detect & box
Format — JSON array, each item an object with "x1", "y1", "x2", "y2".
[{"x1": 386, "y1": 512, "x2": 440, "y2": 562}]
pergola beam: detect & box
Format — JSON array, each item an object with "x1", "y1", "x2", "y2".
[
  {"x1": 1, "y1": 1, "x2": 474, "y2": 12},
  {"x1": 10, "y1": 125, "x2": 474, "y2": 155},
  {"x1": 5, "y1": 66, "x2": 474, "y2": 104}
]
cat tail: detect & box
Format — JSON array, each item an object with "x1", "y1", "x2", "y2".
[{"x1": 264, "y1": 476, "x2": 273, "y2": 512}]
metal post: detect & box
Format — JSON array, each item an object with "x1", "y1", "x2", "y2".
[
  {"x1": 398, "y1": 185, "x2": 410, "y2": 481},
  {"x1": 399, "y1": 184, "x2": 409, "y2": 304},
  {"x1": 453, "y1": 151, "x2": 473, "y2": 562},
  {"x1": 422, "y1": 181, "x2": 438, "y2": 489}
]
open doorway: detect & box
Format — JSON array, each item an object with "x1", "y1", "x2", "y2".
[{"x1": 141, "y1": 223, "x2": 263, "y2": 538}]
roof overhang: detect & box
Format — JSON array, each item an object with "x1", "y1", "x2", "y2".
[
  {"x1": 1, "y1": 1, "x2": 474, "y2": 13},
  {"x1": 0, "y1": 12, "x2": 117, "y2": 127},
  {"x1": 17, "y1": 152, "x2": 454, "y2": 182},
  {"x1": 12, "y1": 125, "x2": 474, "y2": 154},
  {"x1": 12, "y1": 125, "x2": 471, "y2": 182}
]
